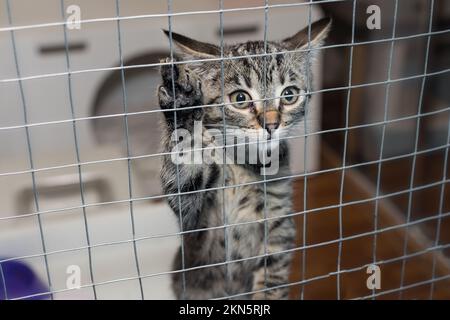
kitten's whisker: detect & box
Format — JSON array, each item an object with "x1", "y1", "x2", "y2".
[{"x1": 204, "y1": 124, "x2": 240, "y2": 129}]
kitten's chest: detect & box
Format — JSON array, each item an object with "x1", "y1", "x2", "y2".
[
  {"x1": 219, "y1": 164, "x2": 291, "y2": 224},
  {"x1": 208, "y1": 165, "x2": 292, "y2": 261}
]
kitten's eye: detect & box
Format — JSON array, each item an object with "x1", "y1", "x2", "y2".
[
  {"x1": 280, "y1": 87, "x2": 300, "y2": 105},
  {"x1": 230, "y1": 91, "x2": 251, "y2": 108}
]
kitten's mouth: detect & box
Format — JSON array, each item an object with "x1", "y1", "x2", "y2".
[
  {"x1": 266, "y1": 128, "x2": 282, "y2": 141},
  {"x1": 267, "y1": 132, "x2": 278, "y2": 141}
]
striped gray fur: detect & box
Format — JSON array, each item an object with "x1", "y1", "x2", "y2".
[{"x1": 158, "y1": 18, "x2": 331, "y2": 300}]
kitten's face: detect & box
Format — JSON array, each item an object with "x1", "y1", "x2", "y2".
[
  {"x1": 219, "y1": 42, "x2": 309, "y2": 140},
  {"x1": 165, "y1": 18, "x2": 331, "y2": 141}
]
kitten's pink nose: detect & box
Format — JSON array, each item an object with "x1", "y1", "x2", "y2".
[{"x1": 261, "y1": 110, "x2": 280, "y2": 133}]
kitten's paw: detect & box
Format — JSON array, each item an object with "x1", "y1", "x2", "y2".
[
  {"x1": 158, "y1": 58, "x2": 203, "y2": 122},
  {"x1": 252, "y1": 292, "x2": 266, "y2": 300}
]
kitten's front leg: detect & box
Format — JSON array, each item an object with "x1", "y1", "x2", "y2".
[
  {"x1": 158, "y1": 60, "x2": 215, "y2": 232},
  {"x1": 158, "y1": 58, "x2": 203, "y2": 130},
  {"x1": 252, "y1": 218, "x2": 296, "y2": 300}
]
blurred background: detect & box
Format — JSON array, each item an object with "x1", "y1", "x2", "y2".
[{"x1": 0, "y1": 0, "x2": 449, "y2": 299}]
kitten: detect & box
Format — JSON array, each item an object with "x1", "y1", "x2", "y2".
[{"x1": 158, "y1": 17, "x2": 331, "y2": 300}]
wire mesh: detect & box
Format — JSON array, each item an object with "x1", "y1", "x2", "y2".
[{"x1": 0, "y1": 0, "x2": 449, "y2": 300}]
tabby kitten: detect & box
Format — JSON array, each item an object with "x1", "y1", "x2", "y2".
[{"x1": 158, "y1": 17, "x2": 331, "y2": 300}]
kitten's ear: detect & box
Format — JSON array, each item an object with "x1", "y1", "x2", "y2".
[
  {"x1": 282, "y1": 17, "x2": 332, "y2": 50},
  {"x1": 162, "y1": 29, "x2": 220, "y2": 59}
]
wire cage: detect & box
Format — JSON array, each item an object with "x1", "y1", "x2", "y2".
[{"x1": 0, "y1": 0, "x2": 449, "y2": 300}]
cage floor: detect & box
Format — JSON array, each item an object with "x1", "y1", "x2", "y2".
[{"x1": 289, "y1": 143, "x2": 450, "y2": 299}]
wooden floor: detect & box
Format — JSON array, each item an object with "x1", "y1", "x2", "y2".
[{"x1": 288, "y1": 144, "x2": 450, "y2": 299}]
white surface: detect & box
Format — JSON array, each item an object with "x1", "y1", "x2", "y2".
[{"x1": 0, "y1": 200, "x2": 179, "y2": 299}]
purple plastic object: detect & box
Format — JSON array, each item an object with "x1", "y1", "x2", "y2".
[{"x1": 0, "y1": 259, "x2": 50, "y2": 300}]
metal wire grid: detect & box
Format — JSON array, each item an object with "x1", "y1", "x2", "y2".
[
  {"x1": 0, "y1": 0, "x2": 449, "y2": 300},
  {"x1": 370, "y1": 0, "x2": 396, "y2": 299}
]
